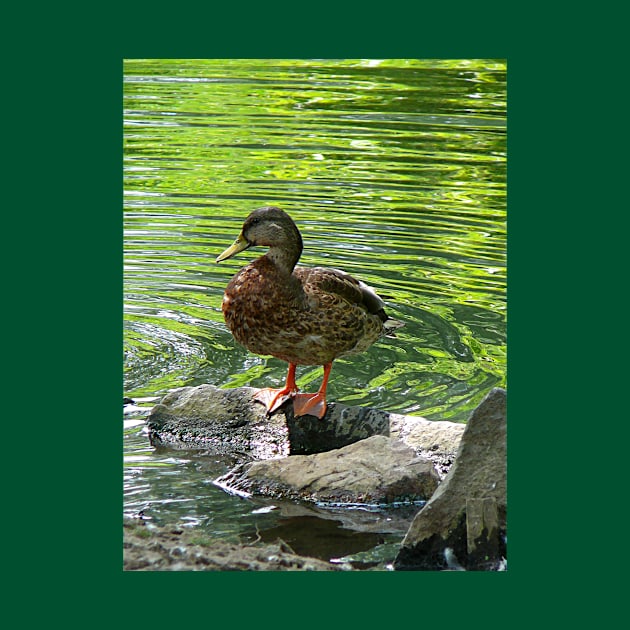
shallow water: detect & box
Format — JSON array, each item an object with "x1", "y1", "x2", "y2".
[{"x1": 123, "y1": 58, "x2": 506, "y2": 567}]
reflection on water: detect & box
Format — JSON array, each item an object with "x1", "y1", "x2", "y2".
[{"x1": 123, "y1": 59, "x2": 506, "y2": 566}]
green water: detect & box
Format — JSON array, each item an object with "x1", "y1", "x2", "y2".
[{"x1": 123, "y1": 58, "x2": 506, "y2": 566}]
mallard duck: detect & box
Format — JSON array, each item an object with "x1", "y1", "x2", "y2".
[{"x1": 216, "y1": 206, "x2": 403, "y2": 419}]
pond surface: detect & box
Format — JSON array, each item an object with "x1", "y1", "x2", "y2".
[{"x1": 123, "y1": 58, "x2": 506, "y2": 568}]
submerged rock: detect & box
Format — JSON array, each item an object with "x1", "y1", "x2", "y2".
[
  {"x1": 394, "y1": 388, "x2": 507, "y2": 571},
  {"x1": 214, "y1": 435, "x2": 440, "y2": 504}
]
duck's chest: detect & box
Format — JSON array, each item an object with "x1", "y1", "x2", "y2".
[{"x1": 221, "y1": 262, "x2": 306, "y2": 340}]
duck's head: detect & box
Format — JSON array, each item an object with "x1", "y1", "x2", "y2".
[{"x1": 216, "y1": 206, "x2": 303, "y2": 270}]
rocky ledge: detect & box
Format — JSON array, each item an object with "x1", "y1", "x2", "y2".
[
  {"x1": 147, "y1": 384, "x2": 465, "y2": 476},
  {"x1": 135, "y1": 386, "x2": 506, "y2": 571}
]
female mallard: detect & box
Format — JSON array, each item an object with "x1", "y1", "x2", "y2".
[{"x1": 216, "y1": 206, "x2": 402, "y2": 419}]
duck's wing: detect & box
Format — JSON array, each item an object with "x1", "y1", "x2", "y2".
[{"x1": 294, "y1": 266, "x2": 388, "y2": 320}]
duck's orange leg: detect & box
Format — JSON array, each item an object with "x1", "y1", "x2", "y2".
[
  {"x1": 292, "y1": 362, "x2": 332, "y2": 419},
  {"x1": 253, "y1": 363, "x2": 299, "y2": 414}
]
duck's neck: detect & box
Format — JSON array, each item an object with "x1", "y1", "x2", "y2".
[
  {"x1": 265, "y1": 247, "x2": 299, "y2": 275},
  {"x1": 265, "y1": 231, "x2": 303, "y2": 276}
]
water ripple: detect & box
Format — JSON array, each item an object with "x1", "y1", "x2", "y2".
[{"x1": 124, "y1": 59, "x2": 506, "y2": 423}]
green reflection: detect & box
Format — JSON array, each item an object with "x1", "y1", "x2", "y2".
[{"x1": 124, "y1": 59, "x2": 506, "y2": 422}]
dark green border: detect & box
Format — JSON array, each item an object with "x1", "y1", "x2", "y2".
[{"x1": 8, "y1": 5, "x2": 601, "y2": 626}]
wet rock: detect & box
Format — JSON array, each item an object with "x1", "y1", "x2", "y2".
[
  {"x1": 214, "y1": 435, "x2": 440, "y2": 504},
  {"x1": 284, "y1": 402, "x2": 390, "y2": 455},
  {"x1": 147, "y1": 385, "x2": 290, "y2": 460},
  {"x1": 123, "y1": 519, "x2": 344, "y2": 571},
  {"x1": 147, "y1": 384, "x2": 463, "y2": 471},
  {"x1": 394, "y1": 388, "x2": 507, "y2": 571}
]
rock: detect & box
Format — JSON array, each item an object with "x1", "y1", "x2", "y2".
[
  {"x1": 393, "y1": 388, "x2": 507, "y2": 571},
  {"x1": 123, "y1": 519, "x2": 344, "y2": 571},
  {"x1": 390, "y1": 413, "x2": 465, "y2": 478},
  {"x1": 147, "y1": 384, "x2": 464, "y2": 472},
  {"x1": 214, "y1": 435, "x2": 440, "y2": 505},
  {"x1": 147, "y1": 385, "x2": 290, "y2": 460},
  {"x1": 284, "y1": 402, "x2": 390, "y2": 455}
]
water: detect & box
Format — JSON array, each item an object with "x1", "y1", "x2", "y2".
[{"x1": 123, "y1": 58, "x2": 506, "y2": 568}]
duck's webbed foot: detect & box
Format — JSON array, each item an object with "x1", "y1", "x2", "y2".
[
  {"x1": 253, "y1": 363, "x2": 299, "y2": 415},
  {"x1": 253, "y1": 386, "x2": 297, "y2": 415},
  {"x1": 291, "y1": 393, "x2": 327, "y2": 419}
]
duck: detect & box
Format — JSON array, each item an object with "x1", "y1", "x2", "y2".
[{"x1": 216, "y1": 206, "x2": 403, "y2": 419}]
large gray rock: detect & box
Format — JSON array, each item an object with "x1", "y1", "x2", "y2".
[
  {"x1": 394, "y1": 388, "x2": 507, "y2": 571},
  {"x1": 147, "y1": 384, "x2": 464, "y2": 472},
  {"x1": 214, "y1": 435, "x2": 440, "y2": 505}
]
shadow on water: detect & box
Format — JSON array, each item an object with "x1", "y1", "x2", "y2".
[{"x1": 250, "y1": 515, "x2": 386, "y2": 565}]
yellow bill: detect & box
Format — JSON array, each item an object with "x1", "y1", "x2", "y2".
[{"x1": 216, "y1": 233, "x2": 250, "y2": 262}]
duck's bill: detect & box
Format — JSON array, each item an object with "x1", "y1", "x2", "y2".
[{"x1": 216, "y1": 234, "x2": 250, "y2": 262}]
